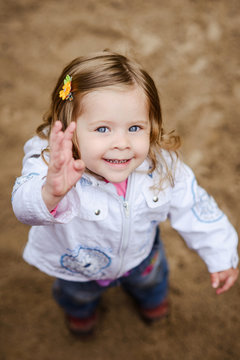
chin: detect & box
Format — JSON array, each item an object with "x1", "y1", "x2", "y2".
[{"x1": 105, "y1": 175, "x2": 128, "y2": 183}]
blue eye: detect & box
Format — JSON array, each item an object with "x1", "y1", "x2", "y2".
[
  {"x1": 96, "y1": 127, "x2": 109, "y2": 133},
  {"x1": 129, "y1": 125, "x2": 140, "y2": 132}
]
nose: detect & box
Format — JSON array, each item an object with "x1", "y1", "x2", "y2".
[{"x1": 112, "y1": 131, "x2": 130, "y2": 150}]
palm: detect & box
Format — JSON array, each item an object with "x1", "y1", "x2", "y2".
[{"x1": 44, "y1": 121, "x2": 85, "y2": 202}]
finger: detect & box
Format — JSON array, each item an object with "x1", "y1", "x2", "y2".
[
  {"x1": 50, "y1": 122, "x2": 74, "y2": 163},
  {"x1": 50, "y1": 121, "x2": 64, "y2": 153},
  {"x1": 210, "y1": 273, "x2": 220, "y2": 289},
  {"x1": 50, "y1": 121, "x2": 62, "y2": 142},
  {"x1": 54, "y1": 120, "x2": 62, "y2": 130},
  {"x1": 216, "y1": 275, "x2": 235, "y2": 295},
  {"x1": 49, "y1": 134, "x2": 65, "y2": 166},
  {"x1": 73, "y1": 159, "x2": 85, "y2": 172},
  {"x1": 52, "y1": 152, "x2": 66, "y2": 170},
  {"x1": 71, "y1": 164, "x2": 86, "y2": 185},
  {"x1": 63, "y1": 122, "x2": 76, "y2": 142},
  {"x1": 59, "y1": 123, "x2": 76, "y2": 155}
]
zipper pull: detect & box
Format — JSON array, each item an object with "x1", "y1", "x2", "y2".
[{"x1": 123, "y1": 201, "x2": 129, "y2": 217}]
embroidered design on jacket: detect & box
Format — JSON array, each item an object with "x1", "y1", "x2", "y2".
[
  {"x1": 11, "y1": 172, "x2": 40, "y2": 200},
  {"x1": 191, "y1": 178, "x2": 224, "y2": 223},
  {"x1": 60, "y1": 246, "x2": 111, "y2": 276},
  {"x1": 79, "y1": 177, "x2": 92, "y2": 186}
]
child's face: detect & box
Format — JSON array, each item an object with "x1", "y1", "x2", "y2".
[{"x1": 76, "y1": 86, "x2": 150, "y2": 183}]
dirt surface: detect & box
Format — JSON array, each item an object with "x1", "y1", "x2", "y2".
[{"x1": 1, "y1": 0, "x2": 240, "y2": 359}]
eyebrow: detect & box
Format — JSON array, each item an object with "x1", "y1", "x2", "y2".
[
  {"x1": 133, "y1": 119, "x2": 149, "y2": 125},
  {"x1": 88, "y1": 119, "x2": 149, "y2": 126}
]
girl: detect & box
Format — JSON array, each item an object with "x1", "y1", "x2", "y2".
[{"x1": 12, "y1": 51, "x2": 239, "y2": 335}]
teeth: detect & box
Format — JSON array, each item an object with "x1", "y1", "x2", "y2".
[{"x1": 107, "y1": 159, "x2": 128, "y2": 164}]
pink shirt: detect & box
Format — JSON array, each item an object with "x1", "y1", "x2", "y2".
[{"x1": 105, "y1": 179, "x2": 128, "y2": 198}]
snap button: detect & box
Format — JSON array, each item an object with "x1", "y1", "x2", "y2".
[
  {"x1": 153, "y1": 196, "x2": 158, "y2": 202},
  {"x1": 95, "y1": 209, "x2": 101, "y2": 215}
]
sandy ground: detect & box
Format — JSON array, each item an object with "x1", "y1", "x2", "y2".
[{"x1": 0, "y1": 0, "x2": 240, "y2": 359}]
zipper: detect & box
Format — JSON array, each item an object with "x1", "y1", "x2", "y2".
[
  {"x1": 115, "y1": 173, "x2": 135, "y2": 277},
  {"x1": 123, "y1": 201, "x2": 129, "y2": 217},
  {"x1": 93, "y1": 175, "x2": 134, "y2": 278}
]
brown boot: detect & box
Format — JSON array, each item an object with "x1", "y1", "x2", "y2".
[
  {"x1": 139, "y1": 298, "x2": 169, "y2": 323},
  {"x1": 66, "y1": 312, "x2": 97, "y2": 335}
]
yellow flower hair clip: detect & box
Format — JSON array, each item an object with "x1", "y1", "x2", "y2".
[{"x1": 59, "y1": 75, "x2": 73, "y2": 101}]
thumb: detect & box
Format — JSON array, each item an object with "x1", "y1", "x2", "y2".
[
  {"x1": 210, "y1": 273, "x2": 220, "y2": 289},
  {"x1": 74, "y1": 159, "x2": 85, "y2": 171}
]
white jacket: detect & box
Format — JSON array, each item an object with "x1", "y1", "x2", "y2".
[{"x1": 12, "y1": 136, "x2": 239, "y2": 282}]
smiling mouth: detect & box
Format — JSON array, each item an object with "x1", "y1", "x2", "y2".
[{"x1": 104, "y1": 159, "x2": 130, "y2": 164}]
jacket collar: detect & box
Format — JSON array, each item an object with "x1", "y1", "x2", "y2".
[{"x1": 80, "y1": 158, "x2": 152, "y2": 186}]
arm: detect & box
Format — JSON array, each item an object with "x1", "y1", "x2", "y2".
[
  {"x1": 12, "y1": 122, "x2": 85, "y2": 225},
  {"x1": 169, "y1": 160, "x2": 239, "y2": 294}
]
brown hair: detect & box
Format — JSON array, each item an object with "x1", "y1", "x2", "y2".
[{"x1": 37, "y1": 50, "x2": 181, "y2": 186}]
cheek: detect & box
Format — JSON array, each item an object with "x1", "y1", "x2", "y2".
[
  {"x1": 143, "y1": 144, "x2": 150, "y2": 158},
  {"x1": 77, "y1": 137, "x2": 88, "y2": 162},
  {"x1": 137, "y1": 135, "x2": 150, "y2": 155},
  {"x1": 78, "y1": 138, "x2": 104, "y2": 163}
]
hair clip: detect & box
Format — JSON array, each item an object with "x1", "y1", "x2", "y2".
[{"x1": 59, "y1": 74, "x2": 73, "y2": 101}]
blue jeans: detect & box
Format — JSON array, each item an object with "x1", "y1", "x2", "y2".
[{"x1": 52, "y1": 228, "x2": 169, "y2": 319}]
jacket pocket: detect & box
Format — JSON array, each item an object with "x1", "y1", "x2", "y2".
[
  {"x1": 77, "y1": 187, "x2": 108, "y2": 221},
  {"x1": 141, "y1": 186, "x2": 171, "y2": 222}
]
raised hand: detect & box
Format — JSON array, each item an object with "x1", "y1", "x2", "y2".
[{"x1": 42, "y1": 121, "x2": 85, "y2": 211}]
